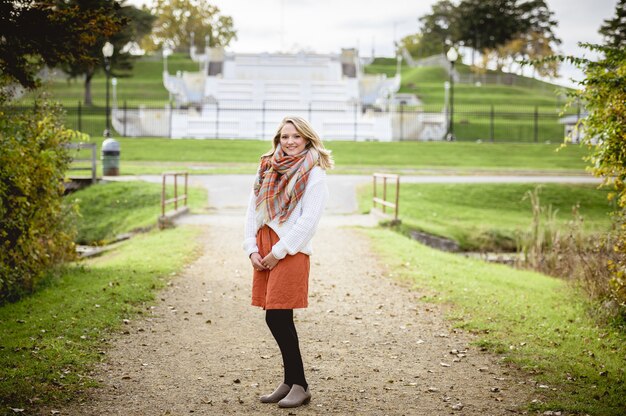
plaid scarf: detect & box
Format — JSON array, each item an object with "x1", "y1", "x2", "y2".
[{"x1": 254, "y1": 144, "x2": 319, "y2": 224}]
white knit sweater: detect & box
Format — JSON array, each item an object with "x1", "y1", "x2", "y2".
[{"x1": 243, "y1": 166, "x2": 328, "y2": 259}]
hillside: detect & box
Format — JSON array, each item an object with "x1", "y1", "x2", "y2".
[{"x1": 365, "y1": 57, "x2": 573, "y2": 111}]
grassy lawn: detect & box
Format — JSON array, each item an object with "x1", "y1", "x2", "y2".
[
  {"x1": 358, "y1": 183, "x2": 613, "y2": 251},
  {"x1": 20, "y1": 54, "x2": 199, "y2": 107},
  {"x1": 364, "y1": 227, "x2": 626, "y2": 415},
  {"x1": 368, "y1": 62, "x2": 576, "y2": 142},
  {"x1": 0, "y1": 225, "x2": 204, "y2": 412},
  {"x1": 66, "y1": 181, "x2": 208, "y2": 245},
  {"x1": 68, "y1": 138, "x2": 590, "y2": 174}
]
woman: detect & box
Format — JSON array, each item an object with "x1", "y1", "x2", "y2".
[{"x1": 243, "y1": 116, "x2": 333, "y2": 408}]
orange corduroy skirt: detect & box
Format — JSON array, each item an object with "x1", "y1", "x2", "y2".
[{"x1": 251, "y1": 225, "x2": 310, "y2": 309}]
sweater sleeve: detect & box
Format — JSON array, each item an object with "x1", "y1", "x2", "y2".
[
  {"x1": 271, "y1": 170, "x2": 328, "y2": 259},
  {"x1": 243, "y1": 189, "x2": 259, "y2": 257}
]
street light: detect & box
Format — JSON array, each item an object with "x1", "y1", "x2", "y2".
[
  {"x1": 162, "y1": 42, "x2": 173, "y2": 73},
  {"x1": 446, "y1": 46, "x2": 458, "y2": 141},
  {"x1": 102, "y1": 41, "x2": 114, "y2": 138}
]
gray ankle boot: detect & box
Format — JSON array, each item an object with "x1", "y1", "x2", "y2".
[
  {"x1": 278, "y1": 384, "x2": 311, "y2": 408},
  {"x1": 259, "y1": 383, "x2": 290, "y2": 403}
]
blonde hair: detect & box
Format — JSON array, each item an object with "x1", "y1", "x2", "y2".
[{"x1": 262, "y1": 116, "x2": 334, "y2": 170}]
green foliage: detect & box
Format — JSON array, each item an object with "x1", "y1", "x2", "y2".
[
  {"x1": 0, "y1": 226, "x2": 203, "y2": 410},
  {"x1": 418, "y1": 0, "x2": 560, "y2": 76},
  {"x1": 517, "y1": 187, "x2": 621, "y2": 307},
  {"x1": 0, "y1": 101, "x2": 78, "y2": 304},
  {"x1": 143, "y1": 0, "x2": 237, "y2": 52},
  {"x1": 0, "y1": 0, "x2": 122, "y2": 90},
  {"x1": 564, "y1": 41, "x2": 626, "y2": 307},
  {"x1": 418, "y1": 0, "x2": 457, "y2": 55},
  {"x1": 61, "y1": 1, "x2": 156, "y2": 106}
]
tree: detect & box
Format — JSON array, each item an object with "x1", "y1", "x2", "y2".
[
  {"x1": 142, "y1": 0, "x2": 236, "y2": 52},
  {"x1": 549, "y1": 3, "x2": 626, "y2": 304},
  {"x1": 0, "y1": 102, "x2": 78, "y2": 303},
  {"x1": 573, "y1": 43, "x2": 626, "y2": 304},
  {"x1": 62, "y1": 1, "x2": 156, "y2": 105},
  {"x1": 455, "y1": 0, "x2": 522, "y2": 51},
  {"x1": 522, "y1": 31, "x2": 559, "y2": 77},
  {"x1": 416, "y1": 0, "x2": 560, "y2": 72},
  {"x1": 0, "y1": 0, "x2": 121, "y2": 90},
  {"x1": 456, "y1": 0, "x2": 559, "y2": 69},
  {"x1": 599, "y1": 0, "x2": 626, "y2": 48},
  {"x1": 417, "y1": 0, "x2": 459, "y2": 55}
]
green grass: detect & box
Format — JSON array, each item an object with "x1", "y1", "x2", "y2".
[
  {"x1": 0, "y1": 226, "x2": 204, "y2": 413},
  {"x1": 368, "y1": 61, "x2": 576, "y2": 142},
  {"x1": 364, "y1": 228, "x2": 626, "y2": 415},
  {"x1": 21, "y1": 54, "x2": 199, "y2": 107},
  {"x1": 358, "y1": 183, "x2": 613, "y2": 251},
  {"x1": 66, "y1": 181, "x2": 208, "y2": 245},
  {"x1": 69, "y1": 138, "x2": 590, "y2": 174}
]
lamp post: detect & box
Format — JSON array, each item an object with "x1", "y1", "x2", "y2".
[
  {"x1": 102, "y1": 41, "x2": 114, "y2": 138},
  {"x1": 163, "y1": 42, "x2": 173, "y2": 74},
  {"x1": 446, "y1": 46, "x2": 458, "y2": 141},
  {"x1": 101, "y1": 41, "x2": 120, "y2": 176}
]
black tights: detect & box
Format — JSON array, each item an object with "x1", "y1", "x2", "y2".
[{"x1": 265, "y1": 309, "x2": 308, "y2": 390}]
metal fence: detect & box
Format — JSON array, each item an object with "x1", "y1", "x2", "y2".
[{"x1": 3, "y1": 102, "x2": 582, "y2": 143}]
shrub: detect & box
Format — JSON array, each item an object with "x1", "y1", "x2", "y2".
[
  {"x1": 517, "y1": 186, "x2": 623, "y2": 320},
  {"x1": 0, "y1": 100, "x2": 78, "y2": 303}
]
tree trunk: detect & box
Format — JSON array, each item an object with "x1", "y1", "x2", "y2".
[{"x1": 83, "y1": 69, "x2": 94, "y2": 106}]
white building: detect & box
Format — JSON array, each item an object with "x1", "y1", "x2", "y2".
[{"x1": 112, "y1": 46, "x2": 447, "y2": 141}]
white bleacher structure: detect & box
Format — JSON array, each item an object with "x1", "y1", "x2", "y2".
[{"x1": 112, "y1": 46, "x2": 447, "y2": 141}]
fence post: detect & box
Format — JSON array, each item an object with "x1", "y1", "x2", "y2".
[
  {"x1": 184, "y1": 172, "x2": 188, "y2": 207},
  {"x1": 168, "y1": 103, "x2": 173, "y2": 139},
  {"x1": 533, "y1": 105, "x2": 538, "y2": 143},
  {"x1": 161, "y1": 174, "x2": 166, "y2": 217},
  {"x1": 77, "y1": 101, "x2": 82, "y2": 132},
  {"x1": 353, "y1": 102, "x2": 358, "y2": 141},
  {"x1": 400, "y1": 104, "x2": 404, "y2": 141},
  {"x1": 174, "y1": 174, "x2": 178, "y2": 211},
  {"x1": 382, "y1": 177, "x2": 387, "y2": 214},
  {"x1": 215, "y1": 102, "x2": 220, "y2": 139},
  {"x1": 490, "y1": 104, "x2": 494, "y2": 142},
  {"x1": 123, "y1": 100, "x2": 127, "y2": 137},
  {"x1": 394, "y1": 176, "x2": 400, "y2": 221}
]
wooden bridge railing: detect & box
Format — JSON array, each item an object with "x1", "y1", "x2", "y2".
[
  {"x1": 159, "y1": 172, "x2": 189, "y2": 229},
  {"x1": 372, "y1": 172, "x2": 400, "y2": 223}
]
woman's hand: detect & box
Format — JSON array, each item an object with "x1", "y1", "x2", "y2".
[
  {"x1": 250, "y1": 253, "x2": 267, "y2": 271},
  {"x1": 261, "y1": 252, "x2": 279, "y2": 270}
]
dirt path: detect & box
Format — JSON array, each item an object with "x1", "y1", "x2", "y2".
[{"x1": 59, "y1": 213, "x2": 535, "y2": 415}]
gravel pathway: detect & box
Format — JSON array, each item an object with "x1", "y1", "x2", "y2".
[{"x1": 59, "y1": 213, "x2": 536, "y2": 415}]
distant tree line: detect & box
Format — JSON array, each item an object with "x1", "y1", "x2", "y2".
[{"x1": 399, "y1": 0, "x2": 561, "y2": 78}]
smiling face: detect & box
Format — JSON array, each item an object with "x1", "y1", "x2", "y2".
[{"x1": 279, "y1": 122, "x2": 308, "y2": 156}]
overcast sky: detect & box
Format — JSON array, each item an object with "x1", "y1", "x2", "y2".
[{"x1": 133, "y1": 0, "x2": 619, "y2": 87}]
